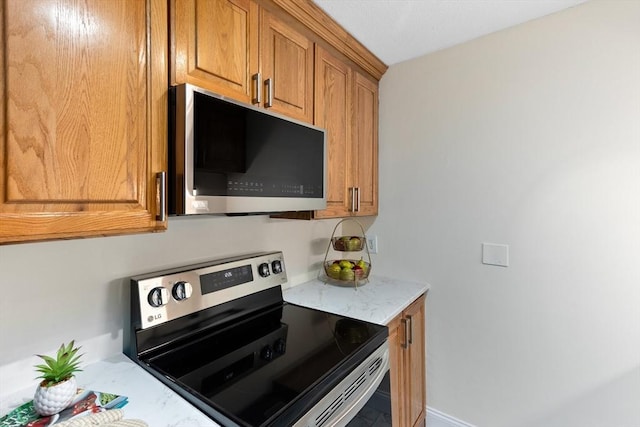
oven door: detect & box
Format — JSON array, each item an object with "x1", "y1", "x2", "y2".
[{"x1": 293, "y1": 341, "x2": 389, "y2": 427}]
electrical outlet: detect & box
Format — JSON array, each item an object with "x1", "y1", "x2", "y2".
[{"x1": 366, "y1": 235, "x2": 378, "y2": 254}]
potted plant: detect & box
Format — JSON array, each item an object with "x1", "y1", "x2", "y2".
[{"x1": 32, "y1": 341, "x2": 83, "y2": 416}]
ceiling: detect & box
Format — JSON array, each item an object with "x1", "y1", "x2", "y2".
[{"x1": 313, "y1": 0, "x2": 589, "y2": 66}]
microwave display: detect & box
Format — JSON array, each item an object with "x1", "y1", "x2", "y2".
[{"x1": 193, "y1": 92, "x2": 324, "y2": 198}]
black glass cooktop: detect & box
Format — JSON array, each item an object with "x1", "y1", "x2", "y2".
[{"x1": 143, "y1": 303, "x2": 387, "y2": 427}]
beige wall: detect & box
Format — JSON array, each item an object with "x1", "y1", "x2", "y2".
[
  {"x1": 372, "y1": 1, "x2": 640, "y2": 426},
  {"x1": 0, "y1": 215, "x2": 340, "y2": 391}
]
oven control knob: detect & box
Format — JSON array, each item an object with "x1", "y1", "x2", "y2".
[
  {"x1": 260, "y1": 345, "x2": 274, "y2": 361},
  {"x1": 274, "y1": 338, "x2": 286, "y2": 354},
  {"x1": 147, "y1": 287, "x2": 169, "y2": 308},
  {"x1": 258, "y1": 263, "x2": 270, "y2": 278},
  {"x1": 172, "y1": 281, "x2": 193, "y2": 301},
  {"x1": 271, "y1": 260, "x2": 283, "y2": 274}
]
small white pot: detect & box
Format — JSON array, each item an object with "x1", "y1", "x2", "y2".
[{"x1": 33, "y1": 376, "x2": 77, "y2": 416}]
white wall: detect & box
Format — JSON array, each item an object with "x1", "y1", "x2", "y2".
[
  {"x1": 0, "y1": 215, "x2": 340, "y2": 393},
  {"x1": 372, "y1": 1, "x2": 640, "y2": 426}
]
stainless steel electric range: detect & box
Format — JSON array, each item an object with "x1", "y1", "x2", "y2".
[{"x1": 124, "y1": 251, "x2": 389, "y2": 427}]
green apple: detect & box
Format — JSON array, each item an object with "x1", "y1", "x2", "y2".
[
  {"x1": 346, "y1": 237, "x2": 361, "y2": 251},
  {"x1": 339, "y1": 260, "x2": 354, "y2": 269},
  {"x1": 327, "y1": 264, "x2": 342, "y2": 279},
  {"x1": 340, "y1": 267, "x2": 355, "y2": 281}
]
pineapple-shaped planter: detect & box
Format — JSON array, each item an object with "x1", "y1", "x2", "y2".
[{"x1": 33, "y1": 341, "x2": 82, "y2": 416}]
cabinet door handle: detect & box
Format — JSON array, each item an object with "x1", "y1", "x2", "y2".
[
  {"x1": 349, "y1": 187, "x2": 355, "y2": 212},
  {"x1": 265, "y1": 78, "x2": 273, "y2": 108},
  {"x1": 407, "y1": 314, "x2": 413, "y2": 345},
  {"x1": 252, "y1": 73, "x2": 261, "y2": 104},
  {"x1": 401, "y1": 318, "x2": 409, "y2": 349},
  {"x1": 355, "y1": 187, "x2": 361, "y2": 212},
  {"x1": 156, "y1": 171, "x2": 166, "y2": 222}
]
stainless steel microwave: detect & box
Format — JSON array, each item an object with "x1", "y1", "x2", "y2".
[{"x1": 169, "y1": 84, "x2": 326, "y2": 215}]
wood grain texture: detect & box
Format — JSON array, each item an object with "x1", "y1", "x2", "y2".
[
  {"x1": 1, "y1": 0, "x2": 168, "y2": 244},
  {"x1": 260, "y1": 8, "x2": 313, "y2": 123},
  {"x1": 171, "y1": 0, "x2": 258, "y2": 103},
  {"x1": 314, "y1": 45, "x2": 352, "y2": 218},
  {"x1": 388, "y1": 294, "x2": 427, "y2": 427},
  {"x1": 352, "y1": 71, "x2": 378, "y2": 216},
  {"x1": 268, "y1": 0, "x2": 387, "y2": 80},
  {"x1": 388, "y1": 312, "x2": 407, "y2": 427},
  {"x1": 405, "y1": 295, "x2": 427, "y2": 426}
]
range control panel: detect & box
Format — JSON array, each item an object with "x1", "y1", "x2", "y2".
[{"x1": 131, "y1": 252, "x2": 287, "y2": 329}]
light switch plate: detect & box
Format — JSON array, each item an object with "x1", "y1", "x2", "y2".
[{"x1": 482, "y1": 243, "x2": 509, "y2": 267}]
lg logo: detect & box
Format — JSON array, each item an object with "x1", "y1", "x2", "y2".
[{"x1": 147, "y1": 313, "x2": 162, "y2": 323}]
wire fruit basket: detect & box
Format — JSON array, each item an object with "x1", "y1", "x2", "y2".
[{"x1": 320, "y1": 218, "x2": 372, "y2": 288}]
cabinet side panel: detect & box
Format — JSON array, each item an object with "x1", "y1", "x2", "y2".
[
  {"x1": 406, "y1": 296, "x2": 426, "y2": 426},
  {"x1": 388, "y1": 313, "x2": 406, "y2": 427}
]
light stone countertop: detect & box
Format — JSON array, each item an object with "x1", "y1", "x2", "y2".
[
  {"x1": 283, "y1": 275, "x2": 430, "y2": 325},
  {"x1": 0, "y1": 354, "x2": 219, "y2": 427}
]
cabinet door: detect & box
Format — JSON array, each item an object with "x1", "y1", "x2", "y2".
[
  {"x1": 0, "y1": 0, "x2": 168, "y2": 244},
  {"x1": 260, "y1": 9, "x2": 313, "y2": 123},
  {"x1": 171, "y1": 0, "x2": 258, "y2": 104},
  {"x1": 352, "y1": 71, "x2": 379, "y2": 216},
  {"x1": 314, "y1": 46, "x2": 352, "y2": 218},
  {"x1": 404, "y1": 295, "x2": 427, "y2": 427},
  {"x1": 388, "y1": 295, "x2": 426, "y2": 427}
]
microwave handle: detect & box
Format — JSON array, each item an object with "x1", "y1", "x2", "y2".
[{"x1": 252, "y1": 73, "x2": 261, "y2": 104}]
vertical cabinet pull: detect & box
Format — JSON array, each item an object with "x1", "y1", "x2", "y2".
[
  {"x1": 156, "y1": 171, "x2": 166, "y2": 222},
  {"x1": 252, "y1": 73, "x2": 262, "y2": 104},
  {"x1": 349, "y1": 187, "x2": 356, "y2": 212},
  {"x1": 264, "y1": 78, "x2": 273, "y2": 108},
  {"x1": 401, "y1": 318, "x2": 409, "y2": 349},
  {"x1": 407, "y1": 314, "x2": 413, "y2": 345},
  {"x1": 355, "y1": 187, "x2": 361, "y2": 212}
]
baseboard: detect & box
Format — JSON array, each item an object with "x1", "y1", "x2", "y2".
[{"x1": 427, "y1": 406, "x2": 476, "y2": 427}]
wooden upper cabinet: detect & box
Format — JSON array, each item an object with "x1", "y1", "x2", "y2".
[
  {"x1": 259, "y1": 8, "x2": 314, "y2": 123},
  {"x1": 314, "y1": 46, "x2": 352, "y2": 218},
  {"x1": 0, "y1": 0, "x2": 168, "y2": 244},
  {"x1": 171, "y1": 0, "x2": 259, "y2": 103},
  {"x1": 170, "y1": 0, "x2": 381, "y2": 219},
  {"x1": 171, "y1": 0, "x2": 313, "y2": 123},
  {"x1": 313, "y1": 46, "x2": 378, "y2": 218},
  {"x1": 352, "y1": 72, "x2": 379, "y2": 216}
]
